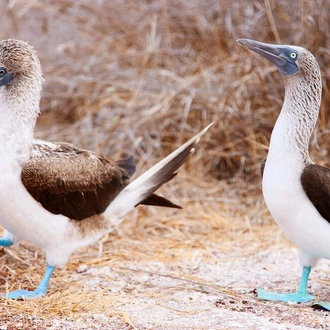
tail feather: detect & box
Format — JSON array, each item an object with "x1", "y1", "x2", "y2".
[
  {"x1": 139, "y1": 193, "x2": 182, "y2": 209},
  {"x1": 139, "y1": 172, "x2": 181, "y2": 209},
  {"x1": 105, "y1": 123, "x2": 213, "y2": 223},
  {"x1": 116, "y1": 156, "x2": 136, "y2": 176}
]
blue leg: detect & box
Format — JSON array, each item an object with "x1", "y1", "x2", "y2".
[
  {"x1": 0, "y1": 238, "x2": 13, "y2": 247},
  {"x1": 258, "y1": 266, "x2": 315, "y2": 303},
  {"x1": 3, "y1": 264, "x2": 55, "y2": 299}
]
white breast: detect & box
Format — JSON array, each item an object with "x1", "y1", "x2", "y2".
[
  {"x1": 263, "y1": 129, "x2": 330, "y2": 266},
  {"x1": 0, "y1": 176, "x2": 67, "y2": 244}
]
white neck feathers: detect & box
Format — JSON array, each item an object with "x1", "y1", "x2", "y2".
[{"x1": 0, "y1": 75, "x2": 41, "y2": 172}]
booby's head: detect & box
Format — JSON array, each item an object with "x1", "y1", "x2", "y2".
[
  {"x1": 237, "y1": 38, "x2": 317, "y2": 78},
  {"x1": 0, "y1": 39, "x2": 43, "y2": 95}
]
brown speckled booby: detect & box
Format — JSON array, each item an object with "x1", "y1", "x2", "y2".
[
  {"x1": 0, "y1": 39, "x2": 212, "y2": 299},
  {"x1": 238, "y1": 38, "x2": 330, "y2": 310}
]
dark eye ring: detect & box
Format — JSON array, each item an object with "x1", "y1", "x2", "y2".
[{"x1": 0, "y1": 68, "x2": 6, "y2": 76}]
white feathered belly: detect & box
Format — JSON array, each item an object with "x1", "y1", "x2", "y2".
[
  {"x1": 262, "y1": 162, "x2": 330, "y2": 264},
  {"x1": 0, "y1": 179, "x2": 69, "y2": 246}
]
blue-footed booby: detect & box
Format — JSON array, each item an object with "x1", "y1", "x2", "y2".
[
  {"x1": 0, "y1": 39, "x2": 212, "y2": 299},
  {"x1": 238, "y1": 38, "x2": 330, "y2": 310}
]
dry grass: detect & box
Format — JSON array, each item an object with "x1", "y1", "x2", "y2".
[{"x1": 1, "y1": 0, "x2": 330, "y2": 328}]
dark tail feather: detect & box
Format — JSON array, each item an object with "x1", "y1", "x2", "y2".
[
  {"x1": 134, "y1": 140, "x2": 197, "y2": 205},
  {"x1": 139, "y1": 193, "x2": 182, "y2": 209},
  {"x1": 116, "y1": 155, "x2": 136, "y2": 176},
  {"x1": 105, "y1": 123, "x2": 213, "y2": 223},
  {"x1": 139, "y1": 171, "x2": 181, "y2": 208}
]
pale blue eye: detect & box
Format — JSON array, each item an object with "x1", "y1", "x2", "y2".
[{"x1": 290, "y1": 52, "x2": 297, "y2": 59}]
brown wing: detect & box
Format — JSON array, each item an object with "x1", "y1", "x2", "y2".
[
  {"x1": 301, "y1": 163, "x2": 330, "y2": 224},
  {"x1": 21, "y1": 141, "x2": 132, "y2": 220}
]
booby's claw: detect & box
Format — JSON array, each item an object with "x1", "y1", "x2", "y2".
[
  {"x1": 3, "y1": 288, "x2": 46, "y2": 299},
  {"x1": 312, "y1": 300, "x2": 330, "y2": 310},
  {"x1": 257, "y1": 288, "x2": 315, "y2": 303},
  {"x1": 0, "y1": 238, "x2": 13, "y2": 247}
]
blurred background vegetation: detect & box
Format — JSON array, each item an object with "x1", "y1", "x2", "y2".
[{"x1": 1, "y1": 0, "x2": 330, "y2": 184}]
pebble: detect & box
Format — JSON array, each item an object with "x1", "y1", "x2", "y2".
[{"x1": 77, "y1": 264, "x2": 88, "y2": 273}]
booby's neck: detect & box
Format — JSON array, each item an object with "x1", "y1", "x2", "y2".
[
  {"x1": 268, "y1": 71, "x2": 322, "y2": 165},
  {"x1": 0, "y1": 77, "x2": 41, "y2": 173}
]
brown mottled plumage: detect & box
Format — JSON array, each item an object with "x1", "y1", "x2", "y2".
[
  {"x1": 22, "y1": 141, "x2": 131, "y2": 220},
  {"x1": 301, "y1": 164, "x2": 330, "y2": 224}
]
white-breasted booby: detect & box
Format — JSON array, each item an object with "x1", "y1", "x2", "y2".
[
  {"x1": 238, "y1": 38, "x2": 330, "y2": 310},
  {"x1": 0, "y1": 39, "x2": 212, "y2": 299}
]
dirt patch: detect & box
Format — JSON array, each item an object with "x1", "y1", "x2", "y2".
[{"x1": 0, "y1": 202, "x2": 329, "y2": 329}]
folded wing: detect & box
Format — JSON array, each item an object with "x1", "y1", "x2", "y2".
[{"x1": 22, "y1": 141, "x2": 131, "y2": 220}]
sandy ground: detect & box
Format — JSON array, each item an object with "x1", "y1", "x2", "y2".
[{"x1": 0, "y1": 223, "x2": 329, "y2": 330}]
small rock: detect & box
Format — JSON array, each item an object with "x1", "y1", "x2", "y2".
[{"x1": 77, "y1": 264, "x2": 88, "y2": 273}]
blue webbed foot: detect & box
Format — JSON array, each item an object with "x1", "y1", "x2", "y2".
[
  {"x1": 3, "y1": 264, "x2": 55, "y2": 300},
  {"x1": 258, "y1": 266, "x2": 315, "y2": 304},
  {"x1": 4, "y1": 288, "x2": 46, "y2": 299},
  {"x1": 257, "y1": 288, "x2": 315, "y2": 303},
  {"x1": 0, "y1": 237, "x2": 13, "y2": 247}
]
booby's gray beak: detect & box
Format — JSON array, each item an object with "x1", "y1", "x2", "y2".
[
  {"x1": 237, "y1": 38, "x2": 299, "y2": 77},
  {"x1": 0, "y1": 72, "x2": 14, "y2": 87}
]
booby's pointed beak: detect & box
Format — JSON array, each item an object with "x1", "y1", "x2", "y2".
[{"x1": 237, "y1": 38, "x2": 299, "y2": 77}]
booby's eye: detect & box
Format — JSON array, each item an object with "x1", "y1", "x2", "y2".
[
  {"x1": 290, "y1": 52, "x2": 297, "y2": 59},
  {"x1": 0, "y1": 68, "x2": 7, "y2": 76}
]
